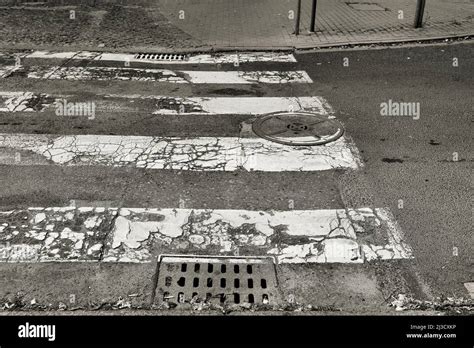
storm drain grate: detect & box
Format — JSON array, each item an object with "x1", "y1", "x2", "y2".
[
  {"x1": 156, "y1": 256, "x2": 280, "y2": 307},
  {"x1": 134, "y1": 53, "x2": 187, "y2": 61}
]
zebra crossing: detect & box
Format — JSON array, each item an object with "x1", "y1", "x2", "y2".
[{"x1": 0, "y1": 51, "x2": 413, "y2": 265}]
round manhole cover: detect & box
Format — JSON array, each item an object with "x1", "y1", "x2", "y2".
[{"x1": 252, "y1": 111, "x2": 344, "y2": 146}]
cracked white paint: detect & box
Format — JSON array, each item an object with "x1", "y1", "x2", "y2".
[
  {"x1": 143, "y1": 96, "x2": 330, "y2": 115},
  {"x1": 25, "y1": 50, "x2": 296, "y2": 64},
  {"x1": 0, "y1": 207, "x2": 413, "y2": 263},
  {"x1": 0, "y1": 66, "x2": 18, "y2": 78},
  {"x1": 268, "y1": 238, "x2": 362, "y2": 264},
  {"x1": 0, "y1": 133, "x2": 361, "y2": 171},
  {"x1": 111, "y1": 216, "x2": 162, "y2": 249},
  {"x1": 3, "y1": 65, "x2": 312, "y2": 84},
  {"x1": 180, "y1": 70, "x2": 312, "y2": 84},
  {"x1": 464, "y1": 283, "x2": 474, "y2": 299},
  {"x1": 24, "y1": 66, "x2": 188, "y2": 83},
  {"x1": 0, "y1": 92, "x2": 332, "y2": 116},
  {"x1": 0, "y1": 207, "x2": 115, "y2": 262},
  {"x1": 97, "y1": 52, "x2": 297, "y2": 64},
  {"x1": 26, "y1": 51, "x2": 101, "y2": 60},
  {"x1": 362, "y1": 208, "x2": 413, "y2": 261},
  {"x1": 0, "y1": 92, "x2": 55, "y2": 112}
]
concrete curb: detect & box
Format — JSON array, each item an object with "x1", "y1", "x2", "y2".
[
  {"x1": 294, "y1": 33, "x2": 473, "y2": 51},
  {"x1": 210, "y1": 45, "x2": 295, "y2": 53},
  {"x1": 0, "y1": 35, "x2": 471, "y2": 56}
]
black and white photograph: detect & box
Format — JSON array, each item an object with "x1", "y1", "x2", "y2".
[{"x1": 0, "y1": 0, "x2": 472, "y2": 346}]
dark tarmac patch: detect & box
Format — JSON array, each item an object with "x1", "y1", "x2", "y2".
[
  {"x1": 381, "y1": 158, "x2": 404, "y2": 163},
  {"x1": 429, "y1": 140, "x2": 441, "y2": 146},
  {"x1": 207, "y1": 88, "x2": 259, "y2": 96}
]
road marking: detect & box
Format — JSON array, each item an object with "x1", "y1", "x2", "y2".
[
  {"x1": 464, "y1": 283, "x2": 474, "y2": 299},
  {"x1": 25, "y1": 50, "x2": 297, "y2": 64},
  {"x1": 0, "y1": 91, "x2": 56, "y2": 112},
  {"x1": 0, "y1": 133, "x2": 362, "y2": 171},
  {"x1": 147, "y1": 96, "x2": 330, "y2": 115},
  {"x1": 177, "y1": 70, "x2": 312, "y2": 84},
  {"x1": 25, "y1": 51, "x2": 101, "y2": 60},
  {"x1": 2, "y1": 66, "x2": 313, "y2": 84},
  {"x1": 0, "y1": 92, "x2": 331, "y2": 115},
  {"x1": 0, "y1": 207, "x2": 413, "y2": 263},
  {"x1": 0, "y1": 66, "x2": 18, "y2": 78}
]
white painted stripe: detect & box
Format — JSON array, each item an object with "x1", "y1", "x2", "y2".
[
  {"x1": 464, "y1": 283, "x2": 474, "y2": 299},
  {"x1": 0, "y1": 92, "x2": 331, "y2": 115},
  {"x1": 0, "y1": 66, "x2": 18, "y2": 78},
  {"x1": 0, "y1": 207, "x2": 413, "y2": 263},
  {"x1": 98, "y1": 52, "x2": 297, "y2": 64},
  {"x1": 366, "y1": 208, "x2": 414, "y2": 260},
  {"x1": 0, "y1": 92, "x2": 55, "y2": 112},
  {"x1": 5, "y1": 66, "x2": 312, "y2": 84},
  {"x1": 25, "y1": 51, "x2": 101, "y2": 60},
  {"x1": 0, "y1": 133, "x2": 361, "y2": 171},
  {"x1": 182, "y1": 70, "x2": 312, "y2": 84},
  {"x1": 25, "y1": 51, "x2": 297, "y2": 64},
  {"x1": 107, "y1": 96, "x2": 331, "y2": 115},
  {"x1": 161, "y1": 256, "x2": 272, "y2": 264}
]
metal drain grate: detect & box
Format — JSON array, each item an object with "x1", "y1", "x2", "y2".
[
  {"x1": 156, "y1": 255, "x2": 280, "y2": 307},
  {"x1": 134, "y1": 53, "x2": 187, "y2": 61}
]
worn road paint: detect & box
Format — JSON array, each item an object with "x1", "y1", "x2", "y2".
[
  {"x1": 0, "y1": 66, "x2": 18, "y2": 78},
  {"x1": 0, "y1": 92, "x2": 331, "y2": 116},
  {"x1": 464, "y1": 283, "x2": 474, "y2": 299},
  {"x1": 3, "y1": 66, "x2": 313, "y2": 84},
  {"x1": 109, "y1": 96, "x2": 332, "y2": 115},
  {"x1": 0, "y1": 207, "x2": 413, "y2": 263},
  {"x1": 0, "y1": 133, "x2": 362, "y2": 171},
  {"x1": 180, "y1": 70, "x2": 312, "y2": 84},
  {"x1": 25, "y1": 51, "x2": 101, "y2": 60},
  {"x1": 0, "y1": 92, "x2": 55, "y2": 112},
  {"x1": 161, "y1": 256, "x2": 272, "y2": 264},
  {"x1": 25, "y1": 51, "x2": 297, "y2": 64}
]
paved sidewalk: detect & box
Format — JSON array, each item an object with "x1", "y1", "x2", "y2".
[
  {"x1": 0, "y1": 0, "x2": 474, "y2": 52},
  {"x1": 0, "y1": 0, "x2": 472, "y2": 52},
  {"x1": 159, "y1": 0, "x2": 474, "y2": 49}
]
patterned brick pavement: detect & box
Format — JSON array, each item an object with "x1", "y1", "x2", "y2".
[
  {"x1": 158, "y1": 0, "x2": 474, "y2": 48},
  {"x1": 0, "y1": 0, "x2": 472, "y2": 51}
]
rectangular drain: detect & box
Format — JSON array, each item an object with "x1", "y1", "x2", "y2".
[
  {"x1": 156, "y1": 255, "x2": 280, "y2": 307},
  {"x1": 134, "y1": 53, "x2": 187, "y2": 61}
]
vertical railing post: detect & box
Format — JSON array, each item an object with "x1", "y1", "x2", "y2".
[
  {"x1": 295, "y1": 0, "x2": 302, "y2": 35},
  {"x1": 310, "y1": 0, "x2": 318, "y2": 32},
  {"x1": 414, "y1": 0, "x2": 426, "y2": 28}
]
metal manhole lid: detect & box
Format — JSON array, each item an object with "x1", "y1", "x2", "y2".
[{"x1": 252, "y1": 111, "x2": 344, "y2": 146}]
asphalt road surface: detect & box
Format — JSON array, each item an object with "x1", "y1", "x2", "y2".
[{"x1": 0, "y1": 42, "x2": 471, "y2": 314}]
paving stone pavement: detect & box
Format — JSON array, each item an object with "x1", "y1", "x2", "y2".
[
  {"x1": 0, "y1": 0, "x2": 472, "y2": 52},
  {"x1": 158, "y1": 0, "x2": 474, "y2": 48}
]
